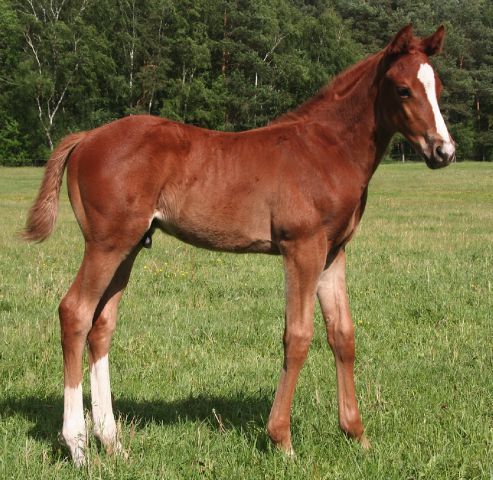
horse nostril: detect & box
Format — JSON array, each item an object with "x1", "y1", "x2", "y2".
[{"x1": 435, "y1": 145, "x2": 448, "y2": 162}]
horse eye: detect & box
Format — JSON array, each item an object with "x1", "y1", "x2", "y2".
[{"x1": 397, "y1": 86, "x2": 411, "y2": 98}]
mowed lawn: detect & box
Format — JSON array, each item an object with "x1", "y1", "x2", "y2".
[{"x1": 0, "y1": 163, "x2": 491, "y2": 479}]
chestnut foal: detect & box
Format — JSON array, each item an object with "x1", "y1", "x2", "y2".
[{"x1": 23, "y1": 25, "x2": 454, "y2": 465}]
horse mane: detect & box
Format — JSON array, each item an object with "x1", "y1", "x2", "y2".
[{"x1": 273, "y1": 52, "x2": 385, "y2": 124}]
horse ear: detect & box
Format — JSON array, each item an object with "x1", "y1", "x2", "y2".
[
  {"x1": 386, "y1": 24, "x2": 414, "y2": 57},
  {"x1": 421, "y1": 25, "x2": 445, "y2": 56}
]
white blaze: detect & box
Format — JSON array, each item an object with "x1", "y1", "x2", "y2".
[{"x1": 417, "y1": 63, "x2": 451, "y2": 143}]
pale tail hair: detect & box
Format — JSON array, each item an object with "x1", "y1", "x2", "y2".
[{"x1": 21, "y1": 132, "x2": 87, "y2": 242}]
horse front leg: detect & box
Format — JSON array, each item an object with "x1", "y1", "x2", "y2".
[
  {"x1": 267, "y1": 234, "x2": 327, "y2": 455},
  {"x1": 317, "y1": 249, "x2": 369, "y2": 448}
]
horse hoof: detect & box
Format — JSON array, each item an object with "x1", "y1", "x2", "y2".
[
  {"x1": 108, "y1": 440, "x2": 128, "y2": 460},
  {"x1": 358, "y1": 433, "x2": 371, "y2": 450},
  {"x1": 284, "y1": 446, "x2": 296, "y2": 458},
  {"x1": 274, "y1": 441, "x2": 295, "y2": 458}
]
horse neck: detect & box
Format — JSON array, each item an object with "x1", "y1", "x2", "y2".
[{"x1": 281, "y1": 52, "x2": 393, "y2": 179}]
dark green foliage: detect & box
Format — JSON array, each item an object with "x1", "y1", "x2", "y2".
[
  {"x1": 0, "y1": 118, "x2": 28, "y2": 165},
  {"x1": 0, "y1": 0, "x2": 492, "y2": 163}
]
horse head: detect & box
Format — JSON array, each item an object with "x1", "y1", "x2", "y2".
[{"x1": 380, "y1": 25, "x2": 456, "y2": 169}]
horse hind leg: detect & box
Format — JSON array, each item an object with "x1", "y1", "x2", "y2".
[
  {"x1": 87, "y1": 248, "x2": 140, "y2": 456},
  {"x1": 59, "y1": 245, "x2": 133, "y2": 466}
]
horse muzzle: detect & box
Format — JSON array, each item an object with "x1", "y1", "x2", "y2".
[{"x1": 424, "y1": 138, "x2": 456, "y2": 169}]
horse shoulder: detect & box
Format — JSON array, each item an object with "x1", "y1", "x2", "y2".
[{"x1": 311, "y1": 157, "x2": 369, "y2": 246}]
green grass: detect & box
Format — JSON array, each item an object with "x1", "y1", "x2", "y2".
[{"x1": 0, "y1": 163, "x2": 492, "y2": 479}]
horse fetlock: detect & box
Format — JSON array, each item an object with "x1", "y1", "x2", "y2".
[
  {"x1": 267, "y1": 418, "x2": 291, "y2": 449},
  {"x1": 339, "y1": 410, "x2": 364, "y2": 439},
  {"x1": 93, "y1": 419, "x2": 127, "y2": 458},
  {"x1": 60, "y1": 424, "x2": 87, "y2": 467},
  {"x1": 94, "y1": 424, "x2": 115, "y2": 444}
]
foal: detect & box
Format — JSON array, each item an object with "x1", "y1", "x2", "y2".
[{"x1": 23, "y1": 25, "x2": 454, "y2": 465}]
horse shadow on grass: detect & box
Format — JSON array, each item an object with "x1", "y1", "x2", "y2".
[{"x1": 0, "y1": 391, "x2": 273, "y2": 462}]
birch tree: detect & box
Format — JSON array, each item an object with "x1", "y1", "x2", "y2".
[{"x1": 16, "y1": 0, "x2": 89, "y2": 150}]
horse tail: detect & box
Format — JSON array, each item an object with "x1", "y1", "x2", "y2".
[{"x1": 21, "y1": 132, "x2": 87, "y2": 242}]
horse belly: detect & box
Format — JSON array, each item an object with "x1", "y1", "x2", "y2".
[{"x1": 155, "y1": 190, "x2": 277, "y2": 254}]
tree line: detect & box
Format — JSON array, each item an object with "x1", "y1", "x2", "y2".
[{"x1": 0, "y1": 0, "x2": 492, "y2": 165}]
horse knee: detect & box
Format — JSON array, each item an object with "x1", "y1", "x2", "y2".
[
  {"x1": 59, "y1": 295, "x2": 92, "y2": 340},
  {"x1": 284, "y1": 326, "x2": 314, "y2": 361},
  {"x1": 90, "y1": 308, "x2": 116, "y2": 335},
  {"x1": 329, "y1": 322, "x2": 355, "y2": 361},
  {"x1": 87, "y1": 311, "x2": 116, "y2": 356}
]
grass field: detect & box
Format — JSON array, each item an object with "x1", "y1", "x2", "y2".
[{"x1": 0, "y1": 163, "x2": 492, "y2": 479}]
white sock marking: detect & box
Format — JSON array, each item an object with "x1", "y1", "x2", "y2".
[
  {"x1": 62, "y1": 383, "x2": 86, "y2": 466},
  {"x1": 417, "y1": 64, "x2": 454, "y2": 156},
  {"x1": 90, "y1": 354, "x2": 118, "y2": 446}
]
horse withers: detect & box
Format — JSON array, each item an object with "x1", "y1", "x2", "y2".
[{"x1": 23, "y1": 25, "x2": 454, "y2": 466}]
